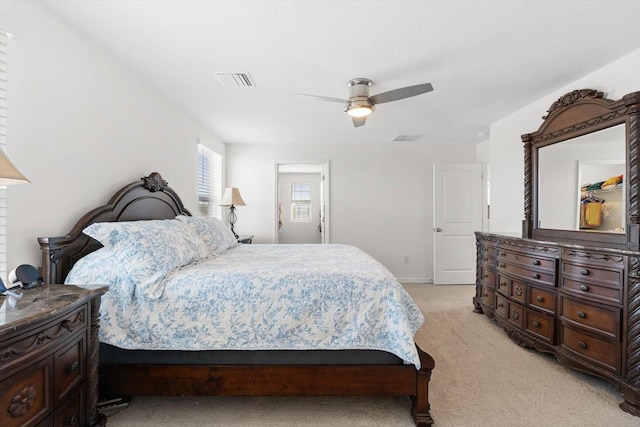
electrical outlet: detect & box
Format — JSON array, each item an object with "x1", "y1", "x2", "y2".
[{"x1": 402, "y1": 255, "x2": 410, "y2": 264}]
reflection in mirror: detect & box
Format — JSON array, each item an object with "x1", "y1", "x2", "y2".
[{"x1": 538, "y1": 124, "x2": 625, "y2": 232}]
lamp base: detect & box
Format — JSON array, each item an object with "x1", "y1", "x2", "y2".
[{"x1": 227, "y1": 205, "x2": 239, "y2": 239}]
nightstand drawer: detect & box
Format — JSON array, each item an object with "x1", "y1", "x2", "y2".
[
  {"x1": 0, "y1": 355, "x2": 54, "y2": 427},
  {"x1": 0, "y1": 305, "x2": 87, "y2": 372},
  {"x1": 54, "y1": 386, "x2": 85, "y2": 427},
  {"x1": 55, "y1": 335, "x2": 86, "y2": 404}
]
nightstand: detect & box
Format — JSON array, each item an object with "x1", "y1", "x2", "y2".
[
  {"x1": 0, "y1": 284, "x2": 107, "y2": 427},
  {"x1": 237, "y1": 235, "x2": 254, "y2": 244}
]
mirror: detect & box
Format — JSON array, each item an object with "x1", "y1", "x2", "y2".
[
  {"x1": 538, "y1": 124, "x2": 625, "y2": 232},
  {"x1": 522, "y1": 89, "x2": 640, "y2": 248}
]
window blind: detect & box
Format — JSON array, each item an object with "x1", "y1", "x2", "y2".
[
  {"x1": 0, "y1": 32, "x2": 8, "y2": 282},
  {"x1": 197, "y1": 143, "x2": 223, "y2": 219}
]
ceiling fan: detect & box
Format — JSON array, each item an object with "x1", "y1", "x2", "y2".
[{"x1": 292, "y1": 78, "x2": 433, "y2": 127}]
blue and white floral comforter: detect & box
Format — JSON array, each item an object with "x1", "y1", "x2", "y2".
[{"x1": 67, "y1": 244, "x2": 425, "y2": 368}]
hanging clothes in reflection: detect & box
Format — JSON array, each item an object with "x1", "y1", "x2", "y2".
[{"x1": 580, "y1": 193, "x2": 605, "y2": 229}]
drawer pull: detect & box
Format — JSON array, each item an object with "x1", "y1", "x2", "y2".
[
  {"x1": 532, "y1": 260, "x2": 541, "y2": 266},
  {"x1": 578, "y1": 341, "x2": 587, "y2": 349},
  {"x1": 500, "y1": 281, "x2": 507, "y2": 288},
  {"x1": 515, "y1": 255, "x2": 520, "y2": 260},
  {"x1": 70, "y1": 361, "x2": 80, "y2": 372},
  {"x1": 499, "y1": 263, "x2": 506, "y2": 269},
  {"x1": 579, "y1": 284, "x2": 589, "y2": 292},
  {"x1": 483, "y1": 293, "x2": 488, "y2": 298},
  {"x1": 497, "y1": 303, "x2": 504, "y2": 308},
  {"x1": 532, "y1": 273, "x2": 540, "y2": 279},
  {"x1": 68, "y1": 414, "x2": 79, "y2": 426},
  {"x1": 484, "y1": 274, "x2": 489, "y2": 279},
  {"x1": 580, "y1": 269, "x2": 590, "y2": 276},
  {"x1": 532, "y1": 321, "x2": 540, "y2": 327},
  {"x1": 536, "y1": 296, "x2": 543, "y2": 302},
  {"x1": 578, "y1": 311, "x2": 586, "y2": 319}
]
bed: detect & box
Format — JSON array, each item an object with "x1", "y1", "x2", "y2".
[{"x1": 38, "y1": 172, "x2": 435, "y2": 426}]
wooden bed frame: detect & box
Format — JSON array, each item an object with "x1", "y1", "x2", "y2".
[{"x1": 38, "y1": 172, "x2": 435, "y2": 426}]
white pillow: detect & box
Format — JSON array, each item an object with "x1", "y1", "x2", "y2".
[
  {"x1": 176, "y1": 215, "x2": 238, "y2": 256},
  {"x1": 83, "y1": 219, "x2": 207, "y2": 298}
]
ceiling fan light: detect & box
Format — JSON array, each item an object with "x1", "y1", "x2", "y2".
[{"x1": 345, "y1": 100, "x2": 375, "y2": 117}]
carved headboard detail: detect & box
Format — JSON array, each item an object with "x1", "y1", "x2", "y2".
[{"x1": 38, "y1": 172, "x2": 191, "y2": 284}]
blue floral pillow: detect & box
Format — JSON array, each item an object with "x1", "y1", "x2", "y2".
[
  {"x1": 176, "y1": 215, "x2": 238, "y2": 256},
  {"x1": 83, "y1": 219, "x2": 207, "y2": 298}
]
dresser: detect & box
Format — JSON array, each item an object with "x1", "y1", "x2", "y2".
[
  {"x1": 0, "y1": 284, "x2": 107, "y2": 427},
  {"x1": 474, "y1": 232, "x2": 639, "y2": 416}
]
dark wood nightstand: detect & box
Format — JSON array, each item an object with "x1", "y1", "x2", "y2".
[
  {"x1": 0, "y1": 284, "x2": 107, "y2": 427},
  {"x1": 237, "y1": 235, "x2": 254, "y2": 244}
]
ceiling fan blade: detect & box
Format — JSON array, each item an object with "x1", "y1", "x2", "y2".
[
  {"x1": 352, "y1": 116, "x2": 366, "y2": 127},
  {"x1": 291, "y1": 93, "x2": 347, "y2": 103},
  {"x1": 369, "y1": 83, "x2": 433, "y2": 104}
]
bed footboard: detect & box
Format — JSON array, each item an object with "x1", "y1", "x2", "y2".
[{"x1": 99, "y1": 344, "x2": 435, "y2": 426}]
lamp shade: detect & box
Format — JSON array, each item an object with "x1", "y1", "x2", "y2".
[
  {"x1": 0, "y1": 148, "x2": 30, "y2": 186},
  {"x1": 220, "y1": 187, "x2": 245, "y2": 206}
]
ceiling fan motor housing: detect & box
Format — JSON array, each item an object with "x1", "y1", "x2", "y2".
[{"x1": 345, "y1": 78, "x2": 375, "y2": 116}]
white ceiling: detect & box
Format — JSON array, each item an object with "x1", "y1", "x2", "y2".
[{"x1": 39, "y1": 0, "x2": 640, "y2": 145}]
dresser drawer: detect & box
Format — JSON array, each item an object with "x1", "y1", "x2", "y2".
[
  {"x1": 55, "y1": 335, "x2": 86, "y2": 404},
  {"x1": 0, "y1": 355, "x2": 54, "y2": 427},
  {"x1": 562, "y1": 261, "x2": 623, "y2": 288},
  {"x1": 525, "y1": 308, "x2": 555, "y2": 344},
  {"x1": 495, "y1": 293, "x2": 508, "y2": 318},
  {"x1": 497, "y1": 273, "x2": 509, "y2": 295},
  {"x1": 509, "y1": 278, "x2": 526, "y2": 304},
  {"x1": 54, "y1": 385, "x2": 85, "y2": 427},
  {"x1": 497, "y1": 262, "x2": 555, "y2": 287},
  {"x1": 480, "y1": 286, "x2": 495, "y2": 308},
  {"x1": 560, "y1": 325, "x2": 621, "y2": 374},
  {"x1": 497, "y1": 249, "x2": 556, "y2": 273},
  {"x1": 560, "y1": 296, "x2": 620, "y2": 340},
  {"x1": 561, "y1": 276, "x2": 623, "y2": 306},
  {"x1": 480, "y1": 266, "x2": 496, "y2": 289},
  {"x1": 528, "y1": 285, "x2": 556, "y2": 315},
  {"x1": 507, "y1": 300, "x2": 524, "y2": 329}
]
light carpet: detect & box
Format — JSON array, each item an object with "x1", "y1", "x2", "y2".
[{"x1": 104, "y1": 284, "x2": 639, "y2": 426}]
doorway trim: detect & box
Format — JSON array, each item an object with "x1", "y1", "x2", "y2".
[{"x1": 274, "y1": 160, "x2": 330, "y2": 244}]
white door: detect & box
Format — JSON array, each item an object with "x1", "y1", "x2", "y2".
[{"x1": 433, "y1": 163, "x2": 482, "y2": 284}]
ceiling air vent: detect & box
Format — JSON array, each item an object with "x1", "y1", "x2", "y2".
[
  {"x1": 216, "y1": 72, "x2": 256, "y2": 88},
  {"x1": 393, "y1": 134, "x2": 423, "y2": 142}
]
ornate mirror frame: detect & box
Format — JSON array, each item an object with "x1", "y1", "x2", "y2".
[{"x1": 522, "y1": 89, "x2": 640, "y2": 248}]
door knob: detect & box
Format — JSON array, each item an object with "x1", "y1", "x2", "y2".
[{"x1": 435, "y1": 228, "x2": 442, "y2": 232}]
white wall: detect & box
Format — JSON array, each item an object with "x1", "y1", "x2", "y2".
[
  {"x1": 2, "y1": 1, "x2": 225, "y2": 271},
  {"x1": 489, "y1": 48, "x2": 640, "y2": 234},
  {"x1": 226, "y1": 142, "x2": 477, "y2": 282}
]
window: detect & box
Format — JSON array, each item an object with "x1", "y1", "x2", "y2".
[
  {"x1": 291, "y1": 183, "x2": 312, "y2": 222},
  {"x1": 0, "y1": 31, "x2": 8, "y2": 282},
  {"x1": 197, "y1": 143, "x2": 223, "y2": 219}
]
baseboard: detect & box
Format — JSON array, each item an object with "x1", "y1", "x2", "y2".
[{"x1": 397, "y1": 277, "x2": 433, "y2": 284}]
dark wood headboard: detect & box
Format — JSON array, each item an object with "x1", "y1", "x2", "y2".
[{"x1": 38, "y1": 172, "x2": 191, "y2": 284}]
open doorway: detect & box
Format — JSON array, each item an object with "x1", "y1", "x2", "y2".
[{"x1": 275, "y1": 161, "x2": 329, "y2": 244}]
